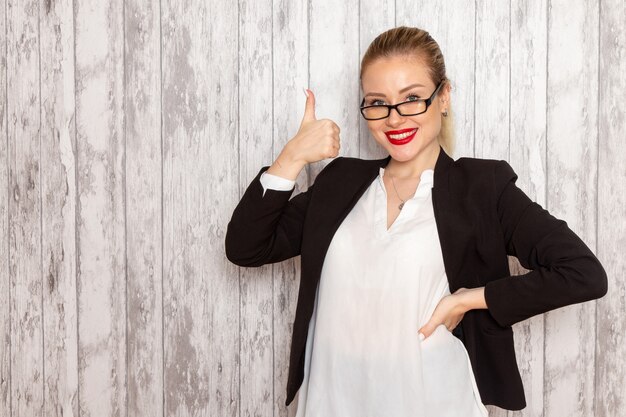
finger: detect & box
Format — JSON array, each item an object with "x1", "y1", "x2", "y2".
[
  {"x1": 301, "y1": 88, "x2": 316, "y2": 124},
  {"x1": 419, "y1": 321, "x2": 440, "y2": 340},
  {"x1": 328, "y1": 143, "x2": 338, "y2": 158},
  {"x1": 418, "y1": 325, "x2": 431, "y2": 340}
]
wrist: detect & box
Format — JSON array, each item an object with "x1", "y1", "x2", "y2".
[
  {"x1": 266, "y1": 150, "x2": 306, "y2": 180},
  {"x1": 279, "y1": 147, "x2": 306, "y2": 167},
  {"x1": 457, "y1": 287, "x2": 487, "y2": 312}
]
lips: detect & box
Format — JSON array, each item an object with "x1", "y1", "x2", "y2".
[{"x1": 385, "y1": 128, "x2": 418, "y2": 145}]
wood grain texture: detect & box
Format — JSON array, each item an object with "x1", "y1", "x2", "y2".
[
  {"x1": 7, "y1": 0, "x2": 43, "y2": 415},
  {"x1": 74, "y1": 0, "x2": 126, "y2": 415},
  {"x1": 596, "y1": 0, "x2": 626, "y2": 415},
  {"x1": 474, "y1": 0, "x2": 510, "y2": 161},
  {"x1": 39, "y1": 0, "x2": 79, "y2": 416},
  {"x1": 271, "y1": 0, "x2": 309, "y2": 415},
  {"x1": 161, "y1": 0, "x2": 238, "y2": 415},
  {"x1": 0, "y1": 0, "x2": 9, "y2": 414},
  {"x1": 544, "y1": 1, "x2": 599, "y2": 416},
  {"x1": 125, "y1": 0, "x2": 162, "y2": 416}
]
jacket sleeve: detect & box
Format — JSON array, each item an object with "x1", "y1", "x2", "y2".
[
  {"x1": 483, "y1": 160, "x2": 608, "y2": 328},
  {"x1": 225, "y1": 158, "x2": 338, "y2": 267}
]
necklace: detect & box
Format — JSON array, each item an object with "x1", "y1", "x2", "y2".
[{"x1": 388, "y1": 173, "x2": 417, "y2": 210}]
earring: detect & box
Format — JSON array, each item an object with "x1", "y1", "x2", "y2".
[{"x1": 442, "y1": 109, "x2": 448, "y2": 117}]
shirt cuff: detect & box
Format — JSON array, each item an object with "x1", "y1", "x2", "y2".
[{"x1": 260, "y1": 171, "x2": 296, "y2": 197}]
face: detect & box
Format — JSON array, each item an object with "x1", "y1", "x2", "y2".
[{"x1": 360, "y1": 55, "x2": 450, "y2": 164}]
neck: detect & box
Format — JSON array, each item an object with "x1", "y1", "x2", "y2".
[{"x1": 384, "y1": 143, "x2": 440, "y2": 180}]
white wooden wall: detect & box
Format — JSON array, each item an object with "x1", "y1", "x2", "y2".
[{"x1": 0, "y1": 0, "x2": 624, "y2": 416}]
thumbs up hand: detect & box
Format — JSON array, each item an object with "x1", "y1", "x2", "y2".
[{"x1": 284, "y1": 88, "x2": 341, "y2": 165}]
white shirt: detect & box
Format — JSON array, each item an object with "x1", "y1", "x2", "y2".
[{"x1": 260, "y1": 167, "x2": 488, "y2": 417}]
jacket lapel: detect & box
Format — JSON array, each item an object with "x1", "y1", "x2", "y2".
[
  {"x1": 305, "y1": 145, "x2": 458, "y2": 288},
  {"x1": 319, "y1": 144, "x2": 453, "y2": 217},
  {"x1": 431, "y1": 147, "x2": 476, "y2": 292}
]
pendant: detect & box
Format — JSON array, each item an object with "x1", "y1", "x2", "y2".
[{"x1": 398, "y1": 202, "x2": 404, "y2": 210}]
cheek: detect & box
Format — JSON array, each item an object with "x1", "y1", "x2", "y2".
[
  {"x1": 430, "y1": 115, "x2": 443, "y2": 132},
  {"x1": 416, "y1": 114, "x2": 442, "y2": 134},
  {"x1": 367, "y1": 121, "x2": 385, "y2": 136}
]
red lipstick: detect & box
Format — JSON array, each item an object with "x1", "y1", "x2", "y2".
[{"x1": 385, "y1": 127, "x2": 418, "y2": 145}]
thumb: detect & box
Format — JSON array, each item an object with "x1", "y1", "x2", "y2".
[{"x1": 301, "y1": 88, "x2": 316, "y2": 124}]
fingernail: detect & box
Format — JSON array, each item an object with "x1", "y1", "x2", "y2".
[
  {"x1": 302, "y1": 87, "x2": 309, "y2": 97},
  {"x1": 418, "y1": 332, "x2": 425, "y2": 341}
]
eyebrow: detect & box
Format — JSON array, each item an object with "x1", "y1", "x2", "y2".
[{"x1": 364, "y1": 83, "x2": 426, "y2": 98}]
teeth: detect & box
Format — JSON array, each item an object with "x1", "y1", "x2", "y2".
[{"x1": 389, "y1": 129, "x2": 417, "y2": 139}]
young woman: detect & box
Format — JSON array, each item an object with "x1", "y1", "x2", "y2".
[{"x1": 225, "y1": 26, "x2": 607, "y2": 415}]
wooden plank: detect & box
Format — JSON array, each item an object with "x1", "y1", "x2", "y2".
[
  {"x1": 39, "y1": 0, "x2": 80, "y2": 415},
  {"x1": 74, "y1": 0, "x2": 126, "y2": 414},
  {"x1": 271, "y1": 0, "x2": 310, "y2": 414},
  {"x1": 596, "y1": 0, "x2": 626, "y2": 415},
  {"x1": 124, "y1": 0, "x2": 163, "y2": 416},
  {"x1": 309, "y1": 0, "x2": 360, "y2": 178},
  {"x1": 396, "y1": 0, "x2": 476, "y2": 159},
  {"x1": 474, "y1": 0, "x2": 510, "y2": 161},
  {"x1": 0, "y1": 0, "x2": 9, "y2": 413},
  {"x1": 161, "y1": 0, "x2": 238, "y2": 415},
  {"x1": 358, "y1": 0, "x2": 395, "y2": 160},
  {"x1": 238, "y1": 0, "x2": 274, "y2": 416},
  {"x1": 545, "y1": 0, "x2": 599, "y2": 416},
  {"x1": 7, "y1": 0, "x2": 44, "y2": 415},
  {"x1": 509, "y1": 1, "x2": 548, "y2": 416}
]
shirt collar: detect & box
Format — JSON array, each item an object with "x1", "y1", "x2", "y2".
[{"x1": 371, "y1": 144, "x2": 452, "y2": 191}]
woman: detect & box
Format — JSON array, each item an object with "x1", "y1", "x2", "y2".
[{"x1": 225, "y1": 26, "x2": 607, "y2": 415}]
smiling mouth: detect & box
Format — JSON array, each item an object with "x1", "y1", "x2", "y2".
[{"x1": 385, "y1": 128, "x2": 418, "y2": 144}]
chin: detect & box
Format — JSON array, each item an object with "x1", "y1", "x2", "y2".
[{"x1": 386, "y1": 141, "x2": 428, "y2": 157}]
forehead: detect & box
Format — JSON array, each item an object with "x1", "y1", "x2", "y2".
[{"x1": 361, "y1": 56, "x2": 433, "y2": 93}]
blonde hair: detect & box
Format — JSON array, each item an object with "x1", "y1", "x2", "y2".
[{"x1": 360, "y1": 26, "x2": 455, "y2": 156}]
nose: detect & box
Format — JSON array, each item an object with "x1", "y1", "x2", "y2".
[{"x1": 386, "y1": 106, "x2": 405, "y2": 127}]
